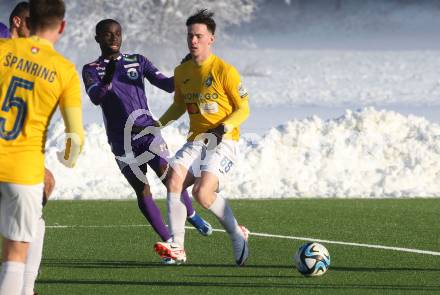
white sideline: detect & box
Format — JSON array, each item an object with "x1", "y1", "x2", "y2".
[{"x1": 46, "y1": 224, "x2": 440, "y2": 256}]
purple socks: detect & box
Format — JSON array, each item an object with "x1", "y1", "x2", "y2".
[
  {"x1": 137, "y1": 195, "x2": 171, "y2": 241},
  {"x1": 137, "y1": 190, "x2": 195, "y2": 242},
  {"x1": 181, "y1": 190, "x2": 195, "y2": 217}
]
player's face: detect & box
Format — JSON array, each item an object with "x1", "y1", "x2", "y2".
[
  {"x1": 96, "y1": 22, "x2": 122, "y2": 57},
  {"x1": 187, "y1": 23, "x2": 214, "y2": 59}
]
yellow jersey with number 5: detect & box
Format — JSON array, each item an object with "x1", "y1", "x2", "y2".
[{"x1": 0, "y1": 36, "x2": 81, "y2": 184}]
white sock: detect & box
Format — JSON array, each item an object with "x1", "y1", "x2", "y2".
[
  {"x1": 208, "y1": 196, "x2": 241, "y2": 238},
  {"x1": 22, "y1": 218, "x2": 45, "y2": 295},
  {"x1": 0, "y1": 261, "x2": 25, "y2": 295},
  {"x1": 167, "y1": 192, "x2": 187, "y2": 247}
]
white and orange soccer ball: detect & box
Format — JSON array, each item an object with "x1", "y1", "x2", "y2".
[{"x1": 294, "y1": 242, "x2": 330, "y2": 276}]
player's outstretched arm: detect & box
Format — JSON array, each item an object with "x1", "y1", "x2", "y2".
[
  {"x1": 57, "y1": 107, "x2": 85, "y2": 168},
  {"x1": 205, "y1": 100, "x2": 249, "y2": 145},
  {"x1": 142, "y1": 56, "x2": 174, "y2": 93},
  {"x1": 222, "y1": 99, "x2": 250, "y2": 131},
  {"x1": 222, "y1": 67, "x2": 250, "y2": 130},
  {"x1": 159, "y1": 101, "x2": 186, "y2": 127},
  {"x1": 58, "y1": 70, "x2": 85, "y2": 168},
  {"x1": 149, "y1": 74, "x2": 174, "y2": 93},
  {"x1": 158, "y1": 76, "x2": 186, "y2": 127}
]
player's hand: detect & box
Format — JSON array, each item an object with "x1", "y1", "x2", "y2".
[
  {"x1": 180, "y1": 53, "x2": 192, "y2": 64},
  {"x1": 102, "y1": 58, "x2": 117, "y2": 84},
  {"x1": 206, "y1": 124, "x2": 226, "y2": 145},
  {"x1": 57, "y1": 150, "x2": 77, "y2": 168}
]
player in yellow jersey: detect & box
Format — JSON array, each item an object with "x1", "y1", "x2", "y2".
[
  {"x1": 154, "y1": 9, "x2": 250, "y2": 266},
  {"x1": 2, "y1": 3, "x2": 55, "y2": 196},
  {"x1": 0, "y1": 1, "x2": 84, "y2": 294},
  {"x1": 1, "y1": 3, "x2": 58, "y2": 294},
  {"x1": 3, "y1": 2, "x2": 56, "y2": 206}
]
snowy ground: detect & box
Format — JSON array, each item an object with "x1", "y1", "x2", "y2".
[{"x1": 46, "y1": 107, "x2": 440, "y2": 200}]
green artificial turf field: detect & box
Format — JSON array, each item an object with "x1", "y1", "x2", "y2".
[{"x1": 36, "y1": 199, "x2": 440, "y2": 294}]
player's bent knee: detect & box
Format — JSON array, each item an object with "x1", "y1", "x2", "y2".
[
  {"x1": 192, "y1": 185, "x2": 213, "y2": 209},
  {"x1": 166, "y1": 173, "x2": 184, "y2": 193}
]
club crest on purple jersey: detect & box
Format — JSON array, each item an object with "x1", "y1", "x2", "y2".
[{"x1": 127, "y1": 68, "x2": 139, "y2": 80}]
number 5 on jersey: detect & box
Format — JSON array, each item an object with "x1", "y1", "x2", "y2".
[{"x1": 0, "y1": 76, "x2": 32, "y2": 140}]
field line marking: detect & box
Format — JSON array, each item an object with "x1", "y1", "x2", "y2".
[
  {"x1": 46, "y1": 224, "x2": 440, "y2": 256},
  {"x1": 247, "y1": 231, "x2": 440, "y2": 256}
]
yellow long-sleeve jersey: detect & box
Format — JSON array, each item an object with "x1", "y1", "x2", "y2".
[
  {"x1": 0, "y1": 36, "x2": 84, "y2": 184},
  {"x1": 160, "y1": 54, "x2": 249, "y2": 141}
]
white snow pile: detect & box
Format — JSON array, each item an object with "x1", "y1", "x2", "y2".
[{"x1": 45, "y1": 108, "x2": 440, "y2": 200}]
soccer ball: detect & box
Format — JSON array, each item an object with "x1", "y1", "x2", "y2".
[{"x1": 294, "y1": 242, "x2": 330, "y2": 277}]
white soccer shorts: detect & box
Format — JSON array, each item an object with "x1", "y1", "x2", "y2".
[
  {"x1": 0, "y1": 182, "x2": 43, "y2": 242},
  {"x1": 171, "y1": 139, "x2": 238, "y2": 190}
]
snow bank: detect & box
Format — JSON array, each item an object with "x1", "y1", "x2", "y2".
[{"x1": 45, "y1": 108, "x2": 440, "y2": 200}]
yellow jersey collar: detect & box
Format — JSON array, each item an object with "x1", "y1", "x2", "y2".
[
  {"x1": 29, "y1": 36, "x2": 54, "y2": 49},
  {"x1": 196, "y1": 54, "x2": 215, "y2": 68}
]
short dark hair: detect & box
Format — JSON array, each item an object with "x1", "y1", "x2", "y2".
[
  {"x1": 186, "y1": 9, "x2": 216, "y2": 34},
  {"x1": 9, "y1": 2, "x2": 29, "y2": 27},
  {"x1": 95, "y1": 19, "x2": 120, "y2": 35},
  {"x1": 29, "y1": 0, "x2": 65, "y2": 30}
]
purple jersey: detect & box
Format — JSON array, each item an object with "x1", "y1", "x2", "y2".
[
  {"x1": 82, "y1": 54, "x2": 173, "y2": 155},
  {"x1": 0, "y1": 22, "x2": 11, "y2": 38}
]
